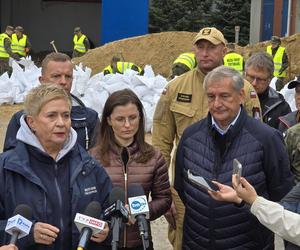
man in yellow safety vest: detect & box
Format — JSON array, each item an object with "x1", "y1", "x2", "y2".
[
  {"x1": 169, "y1": 52, "x2": 197, "y2": 79},
  {"x1": 223, "y1": 43, "x2": 244, "y2": 74},
  {"x1": 72, "y1": 27, "x2": 90, "y2": 58},
  {"x1": 11, "y1": 26, "x2": 31, "y2": 59},
  {"x1": 266, "y1": 36, "x2": 288, "y2": 91},
  {"x1": 102, "y1": 56, "x2": 143, "y2": 75},
  {"x1": 0, "y1": 25, "x2": 19, "y2": 75}
]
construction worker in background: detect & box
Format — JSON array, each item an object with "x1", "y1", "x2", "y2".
[
  {"x1": 103, "y1": 56, "x2": 144, "y2": 75},
  {"x1": 0, "y1": 26, "x2": 19, "y2": 75},
  {"x1": 11, "y1": 26, "x2": 31, "y2": 59},
  {"x1": 72, "y1": 26, "x2": 90, "y2": 58},
  {"x1": 169, "y1": 52, "x2": 197, "y2": 79},
  {"x1": 266, "y1": 35, "x2": 289, "y2": 91},
  {"x1": 223, "y1": 42, "x2": 244, "y2": 74},
  {"x1": 152, "y1": 27, "x2": 261, "y2": 250}
]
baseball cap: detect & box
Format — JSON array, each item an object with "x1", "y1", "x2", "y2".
[
  {"x1": 193, "y1": 27, "x2": 226, "y2": 45},
  {"x1": 6, "y1": 26, "x2": 14, "y2": 31},
  {"x1": 74, "y1": 27, "x2": 81, "y2": 33},
  {"x1": 15, "y1": 26, "x2": 24, "y2": 32},
  {"x1": 271, "y1": 36, "x2": 281, "y2": 43},
  {"x1": 288, "y1": 76, "x2": 300, "y2": 89}
]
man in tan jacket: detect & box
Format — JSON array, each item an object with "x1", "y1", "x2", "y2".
[{"x1": 152, "y1": 27, "x2": 262, "y2": 250}]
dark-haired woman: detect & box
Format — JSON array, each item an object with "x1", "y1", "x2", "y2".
[{"x1": 90, "y1": 89, "x2": 171, "y2": 249}]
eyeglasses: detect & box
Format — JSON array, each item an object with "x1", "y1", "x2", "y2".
[
  {"x1": 245, "y1": 73, "x2": 270, "y2": 84},
  {"x1": 111, "y1": 115, "x2": 140, "y2": 126}
]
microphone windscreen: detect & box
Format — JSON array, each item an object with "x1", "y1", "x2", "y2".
[
  {"x1": 84, "y1": 201, "x2": 102, "y2": 219},
  {"x1": 13, "y1": 204, "x2": 32, "y2": 219},
  {"x1": 109, "y1": 186, "x2": 125, "y2": 204},
  {"x1": 128, "y1": 184, "x2": 145, "y2": 197}
]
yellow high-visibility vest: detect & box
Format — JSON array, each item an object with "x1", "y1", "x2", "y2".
[
  {"x1": 267, "y1": 45, "x2": 286, "y2": 77},
  {"x1": 0, "y1": 33, "x2": 11, "y2": 58},
  {"x1": 223, "y1": 52, "x2": 244, "y2": 74},
  {"x1": 103, "y1": 65, "x2": 113, "y2": 74},
  {"x1": 11, "y1": 33, "x2": 27, "y2": 56},
  {"x1": 73, "y1": 34, "x2": 87, "y2": 53},
  {"x1": 173, "y1": 53, "x2": 196, "y2": 70},
  {"x1": 116, "y1": 62, "x2": 142, "y2": 74}
]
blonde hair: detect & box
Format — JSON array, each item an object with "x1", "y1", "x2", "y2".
[{"x1": 24, "y1": 84, "x2": 71, "y2": 116}]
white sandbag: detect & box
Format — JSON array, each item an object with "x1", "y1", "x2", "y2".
[{"x1": 280, "y1": 83, "x2": 296, "y2": 111}]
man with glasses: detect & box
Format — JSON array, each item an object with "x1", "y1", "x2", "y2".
[{"x1": 245, "y1": 52, "x2": 291, "y2": 129}]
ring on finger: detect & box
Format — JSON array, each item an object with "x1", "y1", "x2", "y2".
[{"x1": 40, "y1": 233, "x2": 44, "y2": 240}]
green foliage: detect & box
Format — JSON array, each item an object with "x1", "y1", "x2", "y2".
[{"x1": 149, "y1": 0, "x2": 251, "y2": 45}]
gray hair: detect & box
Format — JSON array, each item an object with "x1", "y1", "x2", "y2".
[
  {"x1": 204, "y1": 65, "x2": 244, "y2": 91},
  {"x1": 245, "y1": 52, "x2": 274, "y2": 77}
]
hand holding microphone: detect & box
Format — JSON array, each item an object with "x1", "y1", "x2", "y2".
[{"x1": 75, "y1": 201, "x2": 108, "y2": 250}]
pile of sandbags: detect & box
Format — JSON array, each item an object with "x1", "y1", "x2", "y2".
[
  {"x1": 75, "y1": 64, "x2": 167, "y2": 132},
  {"x1": 0, "y1": 58, "x2": 167, "y2": 132}
]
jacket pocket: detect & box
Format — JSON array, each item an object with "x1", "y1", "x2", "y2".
[{"x1": 170, "y1": 102, "x2": 196, "y2": 135}]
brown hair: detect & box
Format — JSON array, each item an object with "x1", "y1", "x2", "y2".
[
  {"x1": 41, "y1": 52, "x2": 73, "y2": 75},
  {"x1": 95, "y1": 89, "x2": 154, "y2": 165}
]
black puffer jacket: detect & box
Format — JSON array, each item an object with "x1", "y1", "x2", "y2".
[
  {"x1": 259, "y1": 87, "x2": 291, "y2": 129},
  {"x1": 175, "y1": 107, "x2": 294, "y2": 250}
]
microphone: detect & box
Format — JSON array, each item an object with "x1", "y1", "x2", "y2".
[
  {"x1": 128, "y1": 184, "x2": 150, "y2": 250},
  {"x1": 75, "y1": 201, "x2": 105, "y2": 250},
  {"x1": 104, "y1": 187, "x2": 129, "y2": 250},
  {"x1": 5, "y1": 204, "x2": 33, "y2": 245}
]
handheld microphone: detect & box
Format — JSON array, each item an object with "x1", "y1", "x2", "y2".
[
  {"x1": 104, "y1": 187, "x2": 129, "y2": 250},
  {"x1": 75, "y1": 201, "x2": 105, "y2": 250},
  {"x1": 128, "y1": 184, "x2": 150, "y2": 250},
  {"x1": 5, "y1": 204, "x2": 33, "y2": 245}
]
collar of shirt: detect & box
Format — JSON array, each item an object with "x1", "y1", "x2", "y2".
[{"x1": 211, "y1": 107, "x2": 241, "y2": 135}]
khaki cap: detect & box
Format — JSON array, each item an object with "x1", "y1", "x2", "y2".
[
  {"x1": 193, "y1": 27, "x2": 226, "y2": 45},
  {"x1": 271, "y1": 36, "x2": 281, "y2": 44}
]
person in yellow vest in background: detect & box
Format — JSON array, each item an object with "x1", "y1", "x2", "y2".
[
  {"x1": 72, "y1": 27, "x2": 90, "y2": 58},
  {"x1": 102, "y1": 56, "x2": 144, "y2": 75},
  {"x1": 169, "y1": 52, "x2": 197, "y2": 79},
  {"x1": 11, "y1": 26, "x2": 31, "y2": 60},
  {"x1": 266, "y1": 36, "x2": 288, "y2": 91},
  {"x1": 223, "y1": 43, "x2": 244, "y2": 74},
  {"x1": 0, "y1": 26, "x2": 19, "y2": 75}
]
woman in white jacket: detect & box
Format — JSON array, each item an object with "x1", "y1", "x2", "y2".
[{"x1": 209, "y1": 176, "x2": 300, "y2": 247}]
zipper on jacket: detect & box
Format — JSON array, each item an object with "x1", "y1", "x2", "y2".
[
  {"x1": 54, "y1": 163, "x2": 64, "y2": 250},
  {"x1": 120, "y1": 146, "x2": 130, "y2": 248}
]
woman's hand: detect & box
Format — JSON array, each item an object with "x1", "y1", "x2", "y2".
[
  {"x1": 33, "y1": 222, "x2": 59, "y2": 245},
  {"x1": 91, "y1": 222, "x2": 109, "y2": 243},
  {"x1": 232, "y1": 175, "x2": 258, "y2": 205},
  {"x1": 208, "y1": 181, "x2": 242, "y2": 204},
  {"x1": 125, "y1": 204, "x2": 135, "y2": 226}
]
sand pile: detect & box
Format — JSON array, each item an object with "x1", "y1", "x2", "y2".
[{"x1": 74, "y1": 31, "x2": 300, "y2": 82}]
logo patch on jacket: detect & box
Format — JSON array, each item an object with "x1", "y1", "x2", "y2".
[
  {"x1": 177, "y1": 93, "x2": 192, "y2": 103},
  {"x1": 84, "y1": 186, "x2": 97, "y2": 195}
]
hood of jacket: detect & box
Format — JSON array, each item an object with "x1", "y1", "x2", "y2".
[{"x1": 16, "y1": 114, "x2": 77, "y2": 162}]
